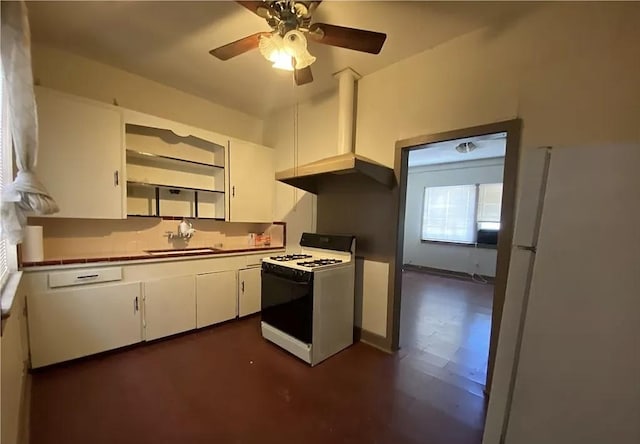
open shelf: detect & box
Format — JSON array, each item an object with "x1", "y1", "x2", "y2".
[
  {"x1": 126, "y1": 149, "x2": 224, "y2": 170},
  {"x1": 127, "y1": 182, "x2": 225, "y2": 219},
  {"x1": 126, "y1": 214, "x2": 225, "y2": 221},
  {"x1": 127, "y1": 180, "x2": 224, "y2": 194},
  {"x1": 124, "y1": 122, "x2": 227, "y2": 221}
]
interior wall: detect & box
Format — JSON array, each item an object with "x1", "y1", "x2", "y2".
[
  {"x1": 316, "y1": 175, "x2": 396, "y2": 338},
  {"x1": 355, "y1": 2, "x2": 639, "y2": 168},
  {"x1": 31, "y1": 45, "x2": 264, "y2": 145},
  {"x1": 262, "y1": 90, "x2": 339, "y2": 248},
  {"x1": 403, "y1": 158, "x2": 505, "y2": 277},
  {"x1": 1, "y1": 281, "x2": 30, "y2": 444}
]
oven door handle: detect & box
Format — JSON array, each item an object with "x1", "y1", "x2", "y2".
[{"x1": 262, "y1": 271, "x2": 311, "y2": 285}]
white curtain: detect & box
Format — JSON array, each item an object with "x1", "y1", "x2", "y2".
[{"x1": 1, "y1": 0, "x2": 58, "y2": 245}]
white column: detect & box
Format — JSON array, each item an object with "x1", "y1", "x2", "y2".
[{"x1": 334, "y1": 67, "x2": 362, "y2": 155}]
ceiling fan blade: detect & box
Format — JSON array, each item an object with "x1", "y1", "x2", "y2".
[
  {"x1": 209, "y1": 32, "x2": 269, "y2": 61},
  {"x1": 236, "y1": 1, "x2": 272, "y2": 18},
  {"x1": 298, "y1": 0, "x2": 322, "y2": 28},
  {"x1": 303, "y1": 1, "x2": 323, "y2": 17},
  {"x1": 294, "y1": 66, "x2": 313, "y2": 86},
  {"x1": 309, "y1": 23, "x2": 387, "y2": 54}
]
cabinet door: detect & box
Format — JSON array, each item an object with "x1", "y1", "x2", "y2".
[
  {"x1": 228, "y1": 140, "x2": 274, "y2": 223},
  {"x1": 196, "y1": 270, "x2": 237, "y2": 328},
  {"x1": 143, "y1": 275, "x2": 196, "y2": 341},
  {"x1": 35, "y1": 87, "x2": 124, "y2": 219},
  {"x1": 238, "y1": 267, "x2": 261, "y2": 317},
  {"x1": 28, "y1": 282, "x2": 142, "y2": 368}
]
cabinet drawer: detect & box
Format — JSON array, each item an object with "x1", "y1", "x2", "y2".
[
  {"x1": 245, "y1": 255, "x2": 265, "y2": 268},
  {"x1": 48, "y1": 267, "x2": 123, "y2": 288}
]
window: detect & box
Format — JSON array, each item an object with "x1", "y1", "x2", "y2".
[
  {"x1": 422, "y1": 184, "x2": 477, "y2": 243},
  {"x1": 1, "y1": 64, "x2": 13, "y2": 288},
  {"x1": 421, "y1": 183, "x2": 503, "y2": 245},
  {"x1": 477, "y1": 183, "x2": 503, "y2": 230}
]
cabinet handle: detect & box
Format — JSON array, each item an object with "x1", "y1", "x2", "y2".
[
  {"x1": 77, "y1": 274, "x2": 99, "y2": 280},
  {"x1": 114, "y1": 170, "x2": 119, "y2": 186},
  {"x1": 134, "y1": 296, "x2": 139, "y2": 313},
  {"x1": 241, "y1": 281, "x2": 245, "y2": 293},
  {"x1": 232, "y1": 186, "x2": 235, "y2": 197}
]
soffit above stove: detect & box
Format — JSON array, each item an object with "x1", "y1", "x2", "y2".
[{"x1": 275, "y1": 152, "x2": 394, "y2": 194}]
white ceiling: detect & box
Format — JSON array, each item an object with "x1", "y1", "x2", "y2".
[
  {"x1": 26, "y1": 1, "x2": 537, "y2": 117},
  {"x1": 408, "y1": 132, "x2": 506, "y2": 167}
]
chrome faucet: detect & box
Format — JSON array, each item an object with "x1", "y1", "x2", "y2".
[
  {"x1": 179, "y1": 219, "x2": 195, "y2": 239},
  {"x1": 165, "y1": 219, "x2": 196, "y2": 240}
]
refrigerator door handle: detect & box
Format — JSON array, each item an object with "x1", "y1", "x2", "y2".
[{"x1": 515, "y1": 245, "x2": 536, "y2": 253}]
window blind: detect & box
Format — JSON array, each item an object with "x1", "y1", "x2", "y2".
[
  {"x1": 422, "y1": 184, "x2": 477, "y2": 244},
  {"x1": 477, "y1": 183, "x2": 503, "y2": 230}
]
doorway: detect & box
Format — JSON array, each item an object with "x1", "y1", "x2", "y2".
[
  {"x1": 390, "y1": 120, "x2": 521, "y2": 393},
  {"x1": 399, "y1": 132, "x2": 507, "y2": 395}
]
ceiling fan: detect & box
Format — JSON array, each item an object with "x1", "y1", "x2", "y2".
[{"x1": 209, "y1": 0, "x2": 387, "y2": 86}]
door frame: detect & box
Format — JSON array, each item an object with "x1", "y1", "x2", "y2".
[{"x1": 388, "y1": 119, "x2": 522, "y2": 391}]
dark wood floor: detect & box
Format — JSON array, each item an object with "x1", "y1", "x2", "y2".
[
  {"x1": 400, "y1": 271, "x2": 493, "y2": 396},
  {"x1": 30, "y1": 271, "x2": 493, "y2": 444}
]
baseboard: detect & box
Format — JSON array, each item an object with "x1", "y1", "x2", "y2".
[
  {"x1": 403, "y1": 263, "x2": 495, "y2": 284},
  {"x1": 354, "y1": 326, "x2": 392, "y2": 353}
]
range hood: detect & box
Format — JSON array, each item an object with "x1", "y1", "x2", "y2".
[
  {"x1": 275, "y1": 68, "x2": 395, "y2": 195},
  {"x1": 275, "y1": 152, "x2": 395, "y2": 194}
]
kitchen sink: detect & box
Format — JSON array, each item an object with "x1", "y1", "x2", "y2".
[{"x1": 145, "y1": 247, "x2": 220, "y2": 256}]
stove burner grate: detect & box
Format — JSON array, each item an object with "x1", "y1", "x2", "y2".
[
  {"x1": 270, "y1": 254, "x2": 313, "y2": 262},
  {"x1": 297, "y1": 259, "x2": 343, "y2": 268}
]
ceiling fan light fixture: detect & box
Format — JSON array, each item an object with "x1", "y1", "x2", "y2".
[
  {"x1": 283, "y1": 30, "x2": 316, "y2": 69},
  {"x1": 259, "y1": 34, "x2": 282, "y2": 62},
  {"x1": 259, "y1": 33, "x2": 295, "y2": 71},
  {"x1": 210, "y1": 1, "x2": 387, "y2": 85},
  {"x1": 272, "y1": 52, "x2": 295, "y2": 71}
]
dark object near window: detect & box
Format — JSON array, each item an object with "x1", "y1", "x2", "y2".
[{"x1": 477, "y1": 229, "x2": 498, "y2": 246}]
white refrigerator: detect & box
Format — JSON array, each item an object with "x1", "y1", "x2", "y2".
[{"x1": 484, "y1": 144, "x2": 640, "y2": 444}]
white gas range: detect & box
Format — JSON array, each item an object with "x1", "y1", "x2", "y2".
[{"x1": 261, "y1": 233, "x2": 355, "y2": 366}]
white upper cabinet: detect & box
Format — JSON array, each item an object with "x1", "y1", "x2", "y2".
[
  {"x1": 35, "y1": 87, "x2": 125, "y2": 219},
  {"x1": 228, "y1": 139, "x2": 274, "y2": 223},
  {"x1": 34, "y1": 88, "x2": 273, "y2": 222}
]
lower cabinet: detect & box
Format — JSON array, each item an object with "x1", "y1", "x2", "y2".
[
  {"x1": 238, "y1": 267, "x2": 261, "y2": 317},
  {"x1": 26, "y1": 258, "x2": 271, "y2": 367},
  {"x1": 196, "y1": 270, "x2": 237, "y2": 328},
  {"x1": 28, "y1": 282, "x2": 142, "y2": 368},
  {"x1": 143, "y1": 275, "x2": 196, "y2": 341}
]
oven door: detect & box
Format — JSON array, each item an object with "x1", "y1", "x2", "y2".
[{"x1": 261, "y1": 270, "x2": 313, "y2": 344}]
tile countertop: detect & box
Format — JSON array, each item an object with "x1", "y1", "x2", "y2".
[{"x1": 21, "y1": 245, "x2": 286, "y2": 271}]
